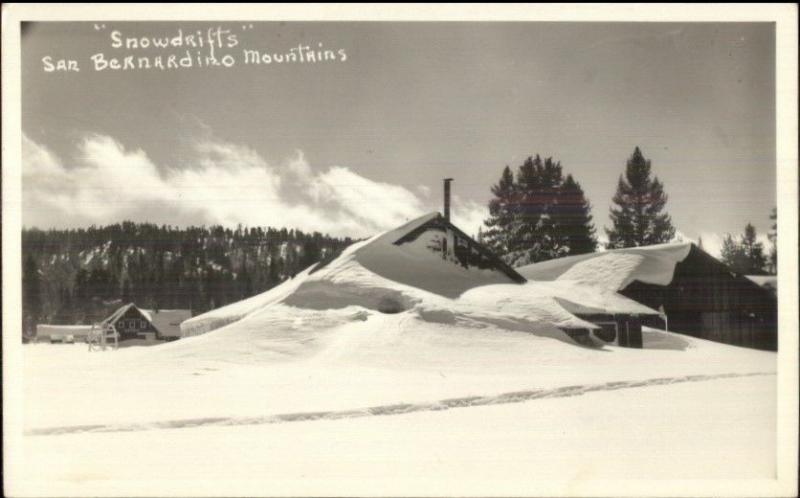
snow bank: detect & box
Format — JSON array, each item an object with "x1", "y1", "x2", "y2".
[{"x1": 519, "y1": 242, "x2": 693, "y2": 291}]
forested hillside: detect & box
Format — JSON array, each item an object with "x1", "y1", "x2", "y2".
[{"x1": 22, "y1": 222, "x2": 354, "y2": 331}]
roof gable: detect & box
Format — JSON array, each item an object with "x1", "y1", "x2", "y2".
[{"x1": 392, "y1": 213, "x2": 526, "y2": 284}]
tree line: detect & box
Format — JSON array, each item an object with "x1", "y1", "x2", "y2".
[
  {"x1": 483, "y1": 146, "x2": 777, "y2": 274},
  {"x1": 21, "y1": 222, "x2": 353, "y2": 337}
]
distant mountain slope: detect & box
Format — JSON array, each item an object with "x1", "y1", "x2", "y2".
[{"x1": 21, "y1": 221, "x2": 354, "y2": 330}]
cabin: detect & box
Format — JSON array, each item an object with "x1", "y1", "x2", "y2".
[
  {"x1": 520, "y1": 243, "x2": 778, "y2": 351},
  {"x1": 101, "y1": 303, "x2": 192, "y2": 345}
]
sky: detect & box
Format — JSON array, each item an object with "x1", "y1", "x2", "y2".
[{"x1": 21, "y1": 22, "x2": 776, "y2": 255}]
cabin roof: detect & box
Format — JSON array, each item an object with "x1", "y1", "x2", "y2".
[{"x1": 35, "y1": 324, "x2": 94, "y2": 337}]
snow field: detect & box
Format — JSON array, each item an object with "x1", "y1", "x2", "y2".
[{"x1": 15, "y1": 374, "x2": 776, "y2": 496}]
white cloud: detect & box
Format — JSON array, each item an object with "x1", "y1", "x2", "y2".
[
  {"x1": 416, "y1": 185, "x2": 432, "y2": 198},
  {"x1": 21, "y1": 132, "x2": 448, "y2": 238},
  {"x1": 450, "y1": 197, "x2": 488, "y2": 239}
]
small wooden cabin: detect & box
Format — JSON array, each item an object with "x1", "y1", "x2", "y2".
[{"x1": 101, "y1": 304, "x2": 191, "y2": 344}]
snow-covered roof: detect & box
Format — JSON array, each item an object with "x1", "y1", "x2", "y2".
[
  {"x1": 141, "y1": 309, "x2": 192, "y2": 338},
  {"x1": 36, "y1": 324, "x2": 94, "y2": 337},
  {"x1": 102, "y1": 303, "x2": 140, "y2": 327},
  {"x1": 353, "y1": 212, "x2": 524, "y2": 297},
  {"x1": 460, "y1": 280, "x2": 660, "y2": 323},
  {"x1": 518, "y1": 243, "x2": 694, "y2": 292},
  {"x1": 745, "y1": 275, "x2": 777, "y2": 290}
]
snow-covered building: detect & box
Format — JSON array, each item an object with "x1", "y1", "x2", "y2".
[
  {"x1": 179, "y1": 177, "x2": 672, "y2": 349},
  {"x1": 519, "y1": 243, "x2": 778, "y2": 351},
  {"x1": 35, "y1": 324, "x2": 93, "y2": 343},
  {"x1": 180, "y1": 208, "x2": 660, "y2": 349},
  {"x1": 102, "y1": 304, "x2": 191, "y2": 344}
]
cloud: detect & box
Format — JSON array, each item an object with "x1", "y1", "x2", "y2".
[
  {"x1": 22, "y1": 132, "x2": 456, "y2": 238},
  {"x1": 449, "y1": 197, "x2": 488, "y2": 239}
]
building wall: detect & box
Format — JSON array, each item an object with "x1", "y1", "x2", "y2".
[{"x1": 113, "y1": 307, "x2": 159, "y2": 341}]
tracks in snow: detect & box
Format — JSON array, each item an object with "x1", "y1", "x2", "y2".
[{"x1": 26, "y1": 371, "x2": 773, "y2": 437}]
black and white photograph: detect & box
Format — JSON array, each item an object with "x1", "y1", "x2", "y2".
[{"x1": 2, "y1": 4, "x2": 798, "y2": 497}]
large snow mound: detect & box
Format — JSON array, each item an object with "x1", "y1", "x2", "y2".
[
  {"x1": 518, "y1": 242, "x2": 693, "y2": 291},
  {"x1": 182, "y1": 215, "x2": 667, "y2": 345},
  {"x1": 184, "y1": 213, "x2": 526, "y2": 337}
]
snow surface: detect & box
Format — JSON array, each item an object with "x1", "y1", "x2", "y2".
[
  {"x1": 18, "y1": 326, "x2": 776, "y2": 495},
  {"x1": 16, "y1": 375, "x2": 775, "y2": 496},
  {"x1": 23, "y1": 321, "x2": 774, "y2": 431},
  {"x1": 13, "y1": 218, "x2": 781, "y2": 496},
  {"x1": 519, "y1": 242, "x2": 693, "y2": 291}
]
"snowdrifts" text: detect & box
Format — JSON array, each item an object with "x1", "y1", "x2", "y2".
[{"x1": 41, "y1": 27, "x2": 348, "y2": 73}]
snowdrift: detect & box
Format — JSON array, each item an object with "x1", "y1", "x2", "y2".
[
  {"x1": 180, "y1": 265, "x2": 315, "y2": 337},
  {"x1": 518, "y1": 242, "x2": 693, "y2": 291},
  {"x1": 180, "y1": 213, "x2": 661, "y2": 351}
]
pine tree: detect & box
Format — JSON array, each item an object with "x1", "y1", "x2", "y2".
[
  {"x1": 720, "y1": 234, "x2": 748, "y2": 273},
  {"x1": 721, "y1": 224, "x2": 768, "y2": 275},
  {"x1": 506, "y1": 156, "x2": 541, "y2": 264},
  {"x1": 768, "y1": 207, "x2": 777, "y2": 274},
  {"x1": 741, "y1": 223, "x2": 768, "y2": 275},
  {"x1": 532, "y1": 157, "x2": 567, "y2": 261},
  {"x1": 484, "y1": 156, "x2": 598, "y2": 265},
  {"x1": 606, "y1": 147, "x2": 675, "y2": 248},
  {"x1": 22, "y1": 254, "x2": 41, "y2": 340},
  {"x1": 557, "y1": 174, "x2": 597, "y2": 255},
  {"x1": 507, "y1": 156, "x2": 567, "y2": 265},
  {"x1": 483, "y1": 166, "x2": 517, "y2": 256}
]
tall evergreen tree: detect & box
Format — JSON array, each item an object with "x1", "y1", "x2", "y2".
[
  {"x1": 720, "y1": 234, "x2": 748, "y2": 274},
  {"x1": 557, "y1": 174, "x2": 597, "y2": 255},
  {"x1": 483, "y1": 166, "x2": 517, "y2": 256},
  {"x1": 507, "y1": 156, "x2": 568, "y2": 265},
  {"x1": 740, "y1": 223, "x2": 768, "y2": 275},
  {"x1": 506, "y1": 156, "x2": 541, "y2": 263},
  {"x1": 606, "y1": 147, "x2": 675, "y2": 248},
  {"x1": 720, "y1": 223, "x2": 768, "y2": 275},
  {"x1": 484, "y1": 156, "x2": 598, "y2": 265}
]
